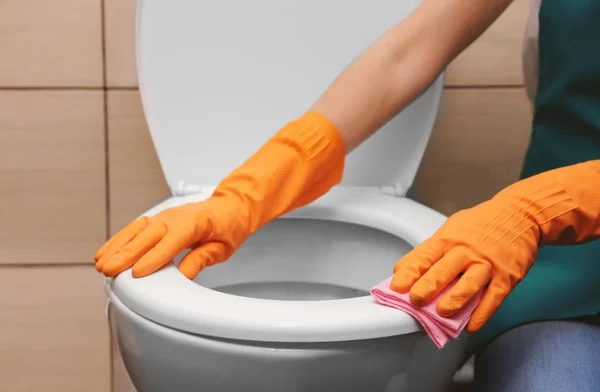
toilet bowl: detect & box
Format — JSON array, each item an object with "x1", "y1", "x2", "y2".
[{"x1": 106, "y1": 1, "x2": 468, "y2": 391}]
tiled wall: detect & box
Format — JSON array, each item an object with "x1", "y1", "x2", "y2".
[
  {"x1": 0, "y1": 1, "x2": 531, "y2": 391},
  {"x1": 0, "y1": 1, "x2": 109, "y2": 392}
]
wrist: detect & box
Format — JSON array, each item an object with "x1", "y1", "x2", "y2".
[{"x1": 280, "y1": 111, "x2": 347, "y2": 162}]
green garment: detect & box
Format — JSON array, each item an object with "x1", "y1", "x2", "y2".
[{"x1": 469, "y1": 0, "x2": 600, "y2": 349}]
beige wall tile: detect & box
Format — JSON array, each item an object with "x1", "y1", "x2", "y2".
[
  {"x1": 105, "y1": 0, "x2": 137, "y2": 87},
  {"x1": 411, "y1": 87, "x2": 532, "y2": 216},
  {"x1": 105, "y1": 0, "x2": 528, "y2": 88},
  {"x1": 0, "y1": 91, "x2": 106, "y2": 264},
  {"x1": 0, "y1": 0, "x2": 103, "y2": 87},
  {"x1": 447, "y1": 0, "x2": 529, "y2": 86},
  {"x1": 0, "y1": 266, "x2": 110, "y2": 392},
  {"x1": 107, "y1": 90, "x2": 170, "y2": 234}
]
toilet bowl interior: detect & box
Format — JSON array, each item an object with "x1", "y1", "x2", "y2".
[{"x1": 177, "y1": 218, "x2": 413, "y2": 301}]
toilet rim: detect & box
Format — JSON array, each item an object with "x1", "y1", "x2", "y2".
[{"x1": 106, "y1": 186, "x2": 447, "y2": 343}]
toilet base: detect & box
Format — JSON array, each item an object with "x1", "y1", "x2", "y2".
[{"x1": 109, "y1": 292, "x2": 468, "y2": 392}]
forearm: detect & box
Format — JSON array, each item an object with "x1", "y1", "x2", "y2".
[{"x1": 311, "y1": 0, "x2": 513, "y2": 152}]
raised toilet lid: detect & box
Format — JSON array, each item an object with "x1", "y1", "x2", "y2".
[{"x1": 136, "y1": 0, "x2": 443, "y2": 195}]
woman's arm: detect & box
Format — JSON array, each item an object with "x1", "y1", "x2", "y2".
[
  {"x1": 312, "y1": 0, "x2": 514, "y2": 152},
  {"x1": 392, "y1": 159, "x2": 600, "y2": 332},
  {"x1": 96, "y1": 0, "x2": 516, "y2": 279}
]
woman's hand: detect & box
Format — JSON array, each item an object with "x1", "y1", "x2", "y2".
[
  {"x1": 95, "y1": 198, "x2": 248, "y2": 279},
  {"x1": 391, "y1": 160, "x2": 600, "y2": 333},
  {"x1": 391, "y1": 199, "x2": 540, "y2": 333},
  {"x1": 95, "y1": 111, "x2": 346, "y2": 279}
]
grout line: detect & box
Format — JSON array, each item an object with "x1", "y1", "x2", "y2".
[
  {"x1": 0, "y1": 263, "x2": 96, "y2": 268},
  {"x1": 445, "y1": 84, "x2": 524, "y2": 89},
  {"x1": 105, "y1": 86, "x2": 139, "y2": 90},
  {"x1": 100, "y1": 4, "x2": 110, "y2": 245},
  {"x1": 99, "y1": 1, "x2": 115, "y2": 391},
  {"x1": 0, "y1": 86, "x2": 139, "y2": 92},
  {"x1": 0, "y1": 86, "x2": 105, "y2": 91}
]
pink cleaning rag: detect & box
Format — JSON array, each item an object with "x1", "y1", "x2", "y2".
[{"x1": 370, "y1": 277, "x2": 483, "y2": 349}]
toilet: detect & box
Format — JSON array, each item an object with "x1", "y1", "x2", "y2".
[{"x1": 106, "y1": 1, "x2": 469, "y2": 391}]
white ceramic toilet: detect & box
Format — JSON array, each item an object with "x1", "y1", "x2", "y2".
[{"x1": 106, "y1": 1, "x2": 470, "y2": 391}]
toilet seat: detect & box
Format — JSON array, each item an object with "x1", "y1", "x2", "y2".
[{"x1": 109, "y1": 186, "x2": 446, "y2": 343}]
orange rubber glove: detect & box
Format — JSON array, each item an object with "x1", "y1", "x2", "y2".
[
  {"x1": 391, "y1": 159, "x2": 600, "y2": 333},
  {"x1": 95, "y1": 111, "x2": 346, "y2": 279}
]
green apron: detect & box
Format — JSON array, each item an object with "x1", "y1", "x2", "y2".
[{"x1": 469, "y1": 0, "x2": 600, "y2": 349}]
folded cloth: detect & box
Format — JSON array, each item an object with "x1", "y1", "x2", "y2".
[{"x1": 370, "y1": 277, "x2": 483, "y2": 348}]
